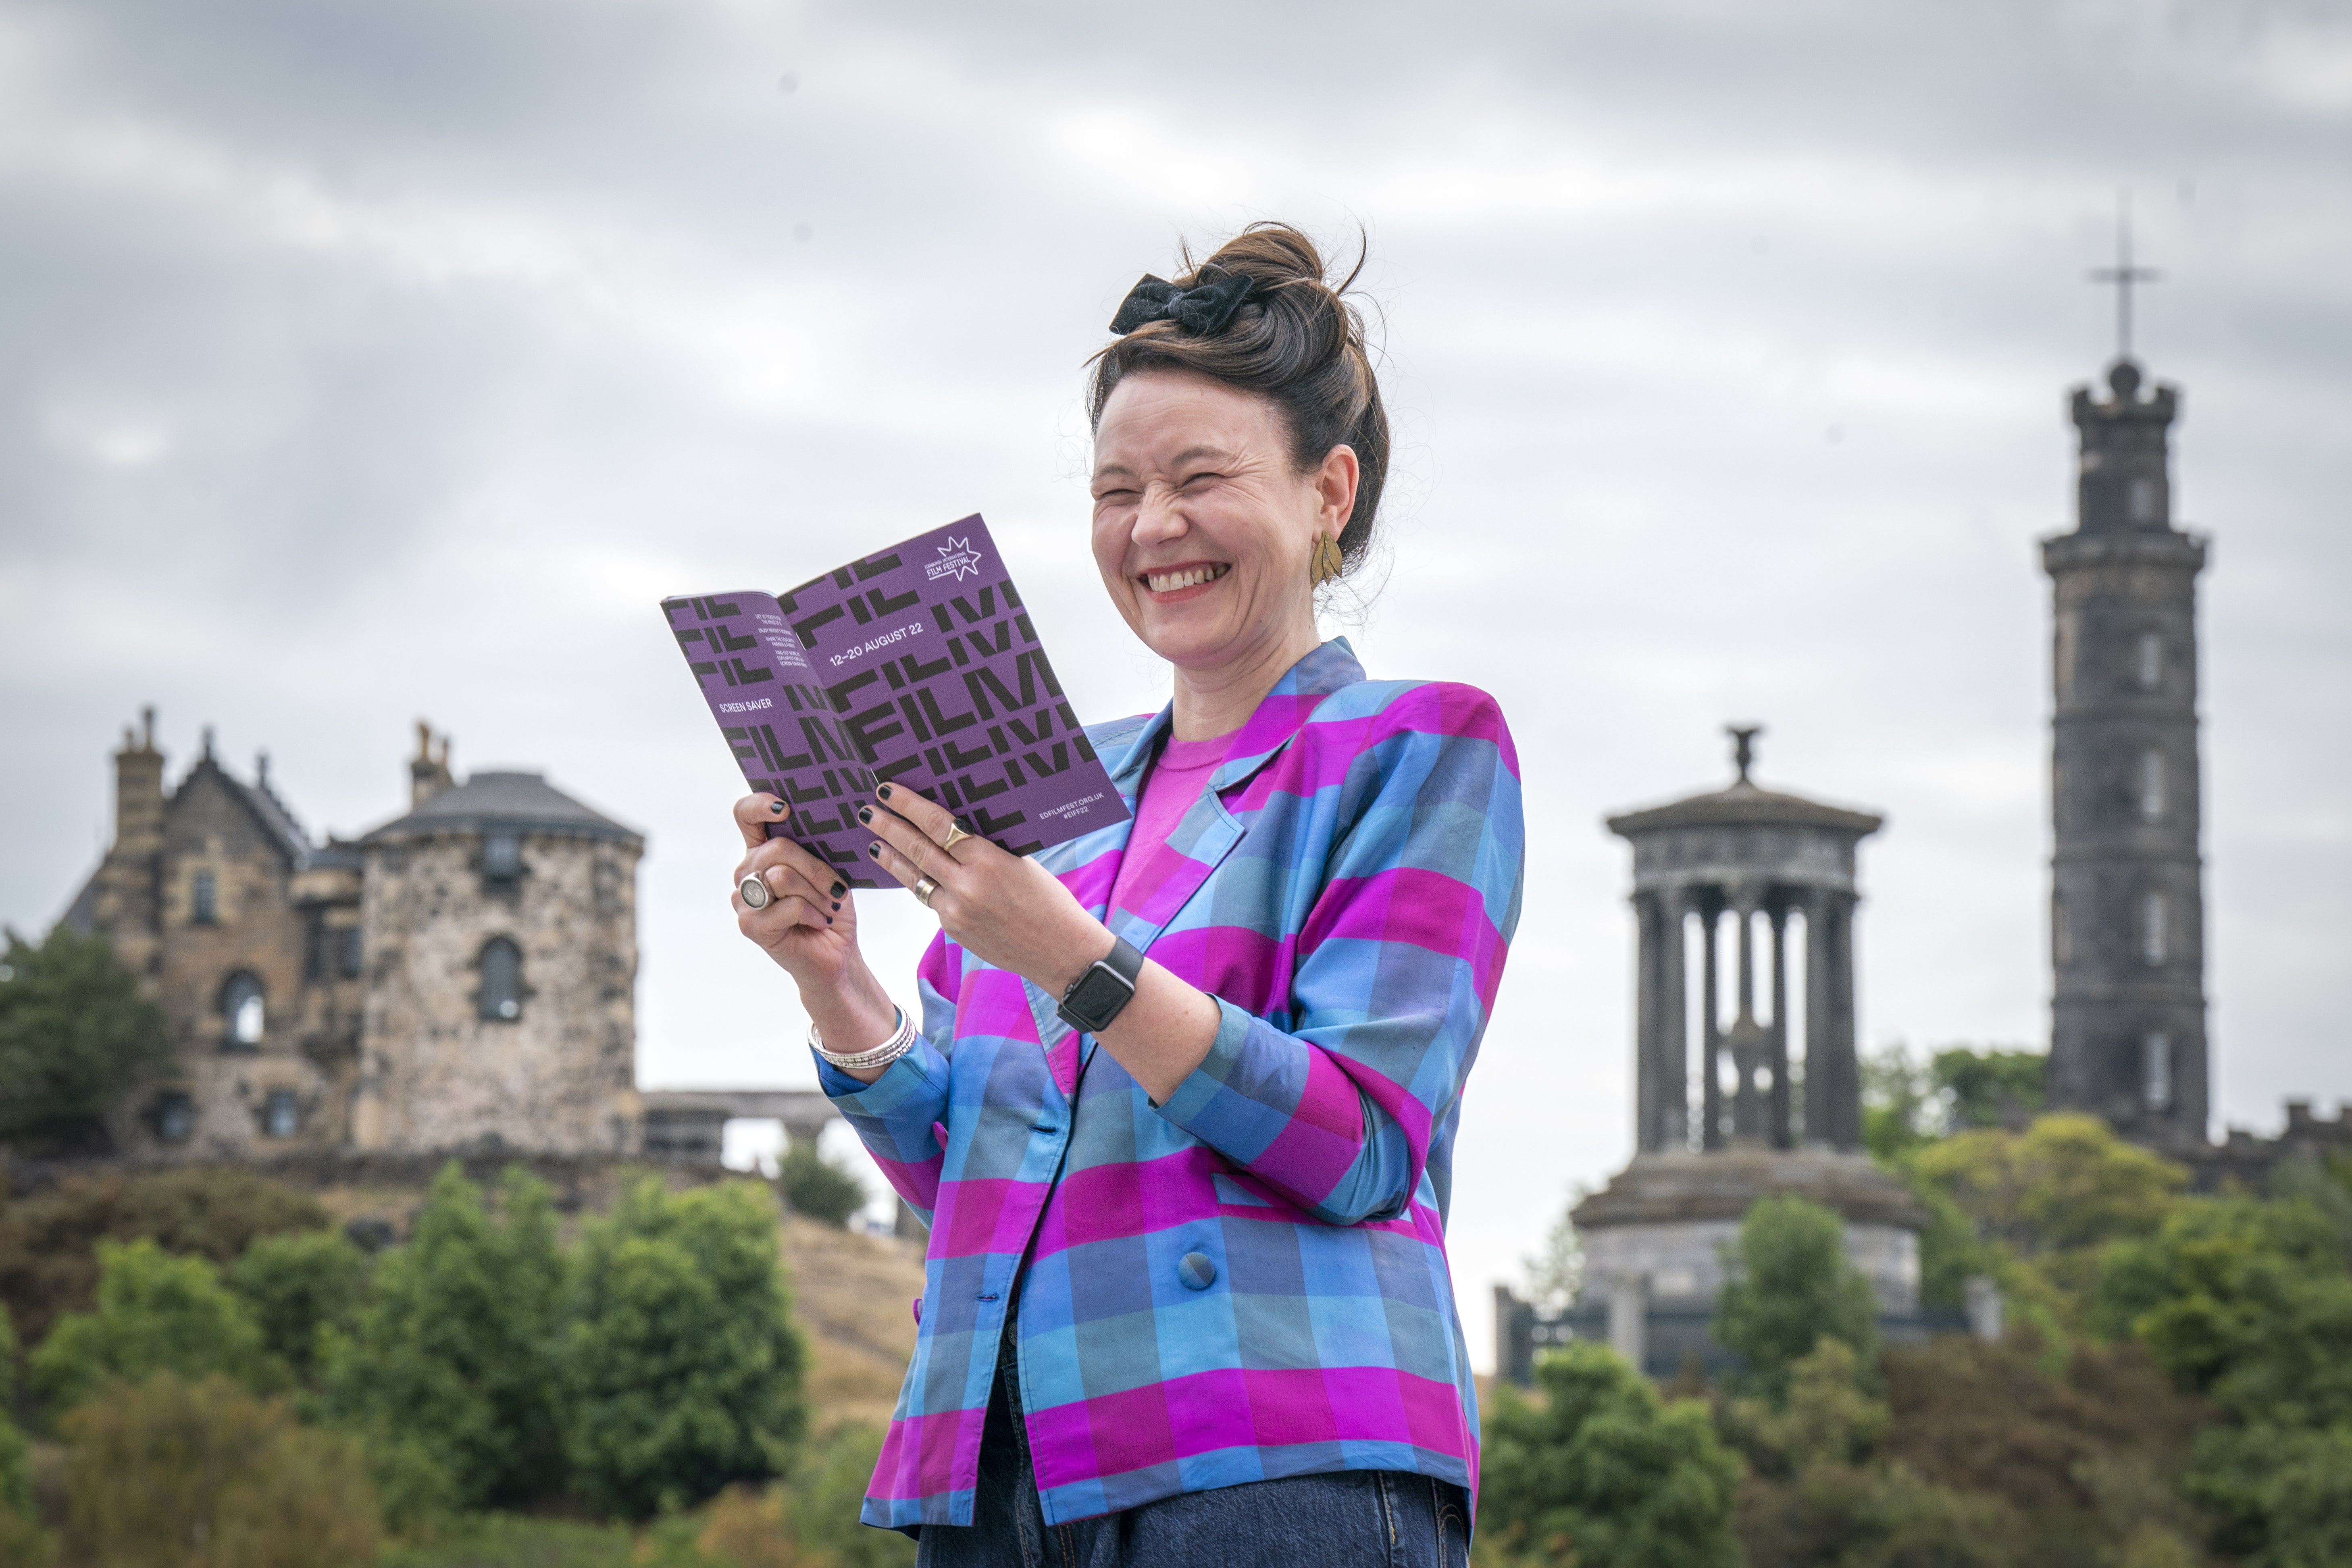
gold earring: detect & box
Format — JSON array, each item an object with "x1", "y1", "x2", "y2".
[{"x1": 1309, "y1": 533, "x2": 1344, "y2": 587}]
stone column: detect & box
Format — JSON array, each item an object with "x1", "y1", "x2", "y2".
[
  {"x1": 1699, "y1": 896, "x2": 1723, "y2": 1152},
  {"x1": 1804, "y1": 890, "x2": 1834, "y2": 1146},
  {"x1": 1768, "y1": 901, "x2": 1792, "y2": 1148},
  {"x1": 1633, "y1": 891, "x2": 1659, "y2": 1153},
  {"x1": 1657, "y1": 891, "x2": 1688, "y2": 1150},
  {"x1": 1825, "y1": 893, "x2": 1862, "y2": 1150}
]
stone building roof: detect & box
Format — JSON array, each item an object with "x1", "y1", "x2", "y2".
[
  {"x1": 360, "y1": 771, "x2": 642, "y2": 848},
  {"x1": 1605, "y1": 778, "x2": 1883, "y2": 838}
]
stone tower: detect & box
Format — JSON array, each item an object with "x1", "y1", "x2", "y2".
[
  {"x1": 353, "y1": 760, "x2": 644, "y2": 1155},
  {"x1": 2042, "y1": 357, "x2": 2209, "y2": 1147}
]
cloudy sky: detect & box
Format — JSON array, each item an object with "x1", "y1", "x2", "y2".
[{"x1": 3, "y1": 0, "x2": 2347, "y2": 1369}]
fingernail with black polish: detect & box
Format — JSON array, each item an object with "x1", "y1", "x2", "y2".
[
  {"x1": 829, "y1": 881, "x2": 847, "y2": 898},
  {"x1": 829, "y1": 901, "x2": 841, "y2": 912},
  {"x1": 768, "y1": 801, "x2": 786, "y2": 814},
  {"x1": 858, "y1": 807, "x2": 876, "y2": 826},
  {"x1": 866, "y1": 842, "x2": 882, "y2": 858},
  {"x1": 877, "y1": 784, "x2": 894, "y2": 800},
  {"x1": 825, "y1": 916, "x2": 834, "y2": 926}
]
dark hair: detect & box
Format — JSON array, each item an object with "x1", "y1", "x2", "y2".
[{"x1": 1089, "y1": 223, "x2": 1388, "y2": 577}]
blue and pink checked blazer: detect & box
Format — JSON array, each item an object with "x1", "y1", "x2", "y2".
[{"x1": 818, "y1": 638, "x2": 1524, "y2": 1530}]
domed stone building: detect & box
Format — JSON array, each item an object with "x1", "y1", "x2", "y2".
[{"x1": 62, "y1": 718, "x2": 644, "y2": 1159}]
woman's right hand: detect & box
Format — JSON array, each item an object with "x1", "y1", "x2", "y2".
[{"x1": 731, "y1": 794, "x2": 866, "y2": 992}]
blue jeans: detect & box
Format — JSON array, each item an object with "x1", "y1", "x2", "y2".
[{"x1": 914, "y1": 1335, "x2": 1471, "y2": 1568}]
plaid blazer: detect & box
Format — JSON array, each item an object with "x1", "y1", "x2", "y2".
[{"x1": 820, "y1": 639, "x2": 1524, "y2": 1529}]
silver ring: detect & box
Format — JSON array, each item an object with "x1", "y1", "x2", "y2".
[
  {"x1": 739, "y1": 873, "x2": 771, "y2": 910},
  {"x1": 939, "y1": 823, "x2": 974, "y2": 853},
  {"x1": 913, "y1": 875, "x2": 940, "y2": 909}
]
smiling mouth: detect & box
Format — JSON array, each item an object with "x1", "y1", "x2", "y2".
[{"x1": 1143, "y1": 564, "x2": 1231, "y2": 593}]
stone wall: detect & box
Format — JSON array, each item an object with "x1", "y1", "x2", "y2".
[{"x1": 355, "y1": 832, "x2": 641, "y2": 1155}]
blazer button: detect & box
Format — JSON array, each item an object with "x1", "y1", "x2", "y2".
[{"x1": 1178, "y1": 1252, "x2": 1217, "y2": 1291}]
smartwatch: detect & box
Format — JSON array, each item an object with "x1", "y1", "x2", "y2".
[{"x1": 1057, "y1": 936, "x2": 1145, "y2": 1034}]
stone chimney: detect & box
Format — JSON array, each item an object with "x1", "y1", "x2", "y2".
[
  {"x1": 410, "y1": 721, "x2": 456, "y2": 807},
  {"x1": 114, "y1": 706, "x2": 166, "y2": 857}
]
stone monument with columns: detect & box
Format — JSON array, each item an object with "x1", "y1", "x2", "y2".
[{"x1": 1499, "y1": 728, "x2": 1932, "y2": 1381}]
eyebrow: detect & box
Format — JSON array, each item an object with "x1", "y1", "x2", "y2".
[{"x1": 1090, "y1": 445, "x2": 1239, "y2": 485}]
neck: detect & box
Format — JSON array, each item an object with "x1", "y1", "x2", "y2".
[{"x1": 1168, "y1": 615, "x2": 1322, "y2": 742}]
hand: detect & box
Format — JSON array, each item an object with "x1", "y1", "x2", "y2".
[
  {"x1": 857, "y1": 784, "x2": 1109, "y2": 996},
  {"x1": 731, "y1": 795, "x2": 860, "y2": 984}
]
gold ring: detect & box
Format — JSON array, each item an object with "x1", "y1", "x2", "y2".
[
  {"x1": 913, "y1": 875, "x2": 941, "y2": 909},
  {"x1": 739, "y1": 874, "x2": 771, "y2": 911},
  {"x1": 939, "y1": 823, "x2": 974, "y2": 853}
]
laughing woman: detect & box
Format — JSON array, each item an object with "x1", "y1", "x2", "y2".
[{"x1": 730, "y1": 223, "x2": 1523, "y2": 1568}]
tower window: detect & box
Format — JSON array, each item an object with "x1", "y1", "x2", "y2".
[
  {"x1": 2139, "y1": 750, "x2": 2165, "y2": 823},
  {"x1": 192, "y1": 870, "x2": 218, "y2": 925},
  {"x1": 156, "y1": 1092, "x2": 194, "y2": 1143},
  {"x1": 2128, "y1": 476, "x2": 2158, "y2": 524},
  {"x1": 2142, "y1": 1033, "x2": 2172, "y2": 1111},
  {"x1": 483, "y1": 830, "x2": 523, "y2": 884},
  {"x1": 2137, "y1": 633, "x2": 2162, "y2": 691},
  {"x1": 479, "y1": 938, "x2": 523, "y2": 1022},
  {"x1": 339, "y1": 927, "x2": 363, "y2": 979},
  {"x1": 2141, "y1": 893, "x2": 2167, "y2": 967},
  {"x1": 221, "y1": 972, "x2": 265, "y2": 1049},
  {"x1": 264, "y1": 1089, "x2": 299, "y2": 1138}
]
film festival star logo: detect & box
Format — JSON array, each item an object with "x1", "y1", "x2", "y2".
[{"x1": 924, "y1": 536, "x2": 985, "y2": 583}]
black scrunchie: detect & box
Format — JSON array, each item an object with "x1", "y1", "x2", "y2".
[{"x1": 1108, "y1": 267, "x2": 1259, "y2": 336}]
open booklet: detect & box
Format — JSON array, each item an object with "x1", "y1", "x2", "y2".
[{"x1": 661, "y1": 514, "x2": 1130, "y2": 890}]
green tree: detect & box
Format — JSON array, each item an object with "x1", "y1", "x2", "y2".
[
  {"x1": 233, "y1": 1228, "x2": 370, "y2": 1382},
  {"x1": 59, "y1": 1372, "x2": 380, "y2": 1568},
  {"x1": 323, "y1": 1163, "x2": 565, "y2": 1508},
  {"x1": 1862, "y1": 1044, "x2": 1938, "y2": 1162},
  {"x1": 559, "y1": 1175, "x2": 808, "y2": 1518},
  {"x1": 779, "y1": 1139, "x2": 868, "y2": 1229},
  {"x1": 1714, "y1": 1196, "x2": 1880, "y2": 1403},
  {"x1": 0, "y1": 1308, "x2": 44, "y2": 1568},
  {"x1": 1932, "y1": 1048, "x2": 2046, "y2": 1131},
  {"x1": 1479, "y1": 1340, "x2": 1740, "y2": 1568},
  {"x1": 29, "y1": 1237, "x2": 264, "y2": 1409},
  {"x1": 0, "y1": 925, "x2": 166, "y2": 1148}
]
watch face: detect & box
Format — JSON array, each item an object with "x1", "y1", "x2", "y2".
[{"x1": 1065, "y1": 963, "x2": 1133, "y2": 1029}]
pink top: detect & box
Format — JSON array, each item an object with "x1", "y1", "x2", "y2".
[{"x1": 1107, "y1": 731, "x2": 1232, "y2": 915}]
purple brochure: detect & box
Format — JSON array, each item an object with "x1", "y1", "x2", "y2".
[{"x1": 662, "y1": 514, "x2": 1129, "y2": 889}]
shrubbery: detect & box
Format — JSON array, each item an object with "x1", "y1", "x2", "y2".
[
  {"x1": 323, "y1": 1164, "x2": 568, "y2": 1508},
  {"x1": 779, "y1": 1139, "x2": 868, "y2": 1229},
  {"x1": 30, "y1": 1237, "x2": 264, "y2": 1408},
  {"x1": 560, "y1": 1175, "x2": 808, "y2": 1518},
  {"x1": 1480, "y1": 1340, "x2": 1740, "y2": 1568}
]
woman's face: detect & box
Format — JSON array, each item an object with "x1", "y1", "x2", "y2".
[{"x1": 1090, "y1": 368, "x2": 1356, "y2": 675}]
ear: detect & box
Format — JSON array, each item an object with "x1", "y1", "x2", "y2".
[{"x1": 1313, "y1": 445, "x2": 1360, "y2": 537}]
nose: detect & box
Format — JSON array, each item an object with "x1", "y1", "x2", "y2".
[{"x1": 1132, "y1": 483, "x2": 1188, "y2": 550}]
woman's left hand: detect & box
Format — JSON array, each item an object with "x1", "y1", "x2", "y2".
[{"x1": 858, "y1": 784, "x2": 1111, "y2": 996}]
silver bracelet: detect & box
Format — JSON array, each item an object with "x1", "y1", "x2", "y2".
[{"x1": 810, "y1": 1008, "x2": 919, "y2": 1073}]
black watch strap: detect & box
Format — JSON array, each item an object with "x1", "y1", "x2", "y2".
[{"x1": 1056, "y1": 936, "x2": 1145, "y2": 1034}]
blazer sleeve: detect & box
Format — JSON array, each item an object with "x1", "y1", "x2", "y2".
[
  {"x1": 1153, "y1": 684, "x2": 1524, "y2": 1225},
  {"x1": 813, "y1": 932, "x2": 963, "y2": 1225}
]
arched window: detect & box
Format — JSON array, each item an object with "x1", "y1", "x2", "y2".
[
  {"x1": 2137, "y1": 632, "x2": 2162, "y2": 692},
  {"x1": 2141, "y1": 892, "x2": 2167, "y2": 967},
  {"x1": 2142, "y1": 1033, "x2": 2173, "y2": 1111},
  {"x1": 2139, "y1": 749, "x2": 2165, "y2": 822},
  {"x1": 2128, "y1": 476, "x2": 2158, "y2": 524},
  {"x1": 479, "y1": 938, "x2": 523, "y2": 1022},
  {"x1": 264, "y1": 1088, "x2": 299, "y2": 1138},
  {"x1": 483, "y1": 830, "x2": 523, "y2": 884},
  {"x1": 221, "y1": 972, "x2": 264, "y2": 1049},
  {"x1": 156, "y1": 1092, "x2": 194, "y2": 1142},
  {"x1": 192, "y1": 870, "x2": 218, "y2": 925}
]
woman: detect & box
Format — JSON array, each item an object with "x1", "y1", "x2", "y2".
[{"x1": 731, "y1": 224, "x2": 1523, "y2": 1566}]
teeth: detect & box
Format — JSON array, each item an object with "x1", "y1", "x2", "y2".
[{"x1": 1146, "y1": 565, "x2": 1228, "y2": 593}]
